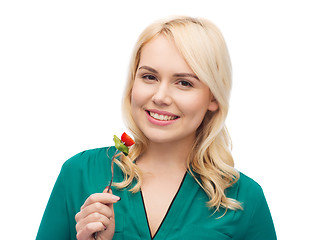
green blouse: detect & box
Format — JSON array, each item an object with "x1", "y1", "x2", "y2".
[{"x1": 36, "y1": 147, "x2": 277, "y2": 240}]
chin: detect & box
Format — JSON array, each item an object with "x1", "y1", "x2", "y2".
[
  {"x1": 144, "y1": 130, "x2": 195, "y2": 146},
  {"x1": 144, "y1": 134, "x2": 172, "y2": 144}
]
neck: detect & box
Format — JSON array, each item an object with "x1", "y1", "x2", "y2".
[{"x1": 137, "y1": 136, "x2": 195, "y2": 174}]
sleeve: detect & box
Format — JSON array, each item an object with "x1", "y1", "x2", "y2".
[
  {"x1": 36, "y1": 164, "x2": 71, "y2": 240},
  {"x1": 244, "y1": 187, "x2": 277, "y2": 240}
]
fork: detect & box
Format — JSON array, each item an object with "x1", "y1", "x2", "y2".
[
  {"x1": 106, "y1": 148, "x2": 119, "y2": 193},
  {"x1": 93, "y1": 148, "x2": 119, "y2": 239}
]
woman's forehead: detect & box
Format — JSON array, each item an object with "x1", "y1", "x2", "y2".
[{"x1": 137, "y1": 34, "x2": 195, "y2": 76}]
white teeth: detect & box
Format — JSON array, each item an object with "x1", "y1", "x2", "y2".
[{"x1": 149, "y1": 111, "x2": 177, "y2": 121}]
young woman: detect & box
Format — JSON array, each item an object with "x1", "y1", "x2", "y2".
[{"x1": 37, "y1": 16, "x2": 277, "y2": 240}]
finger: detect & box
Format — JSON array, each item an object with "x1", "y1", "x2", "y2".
[
  {"x1": 103, "y1": 188, "x2": 118, "y2": 210},
  {"x1": 76, "y1": 201, "x2": 112, "y2": 222},
  {"x1": 106, "y1": 189, "x2": 116, "y2": 219},
  {"x1": 76, "y1": 221, "x2": 106, "y2": 240},
  {"x1": 76, "y1": 211, "x2": 111, "y2": 233},
  {"x1": 81, "y1": 192, "x2": 120, "y2": 210}
]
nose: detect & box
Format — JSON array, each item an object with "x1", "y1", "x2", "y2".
[{"x1": 152, "y1": 82, "x2": 172, "y2": 106}]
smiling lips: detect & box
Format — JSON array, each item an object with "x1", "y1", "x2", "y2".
[{"x1": 145, "y1": 109, "x2": 179, "y2": 126}]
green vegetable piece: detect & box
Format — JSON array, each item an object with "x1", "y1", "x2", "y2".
[{"x1": 113, "y1": 135, "x2": 129, "y2": 156}]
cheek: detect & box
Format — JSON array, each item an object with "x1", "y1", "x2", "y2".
[
  {"x1": 131, "y1": 82, "x2": 145, "y2": 109},
  {"x1": 177, "y1": 93, "x2": 210, "y2": 117}
]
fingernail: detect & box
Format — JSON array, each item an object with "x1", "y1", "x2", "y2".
[{"x1": 112, "y1": 195, "x2": 121, "y2": 201}]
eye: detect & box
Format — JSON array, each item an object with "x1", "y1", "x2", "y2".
[
  {"x1": 142, "y1": 74, "x2": 157, "y2": 81},
  {"x1": 177, "y1": 80, "x2": 193, "y2": 87}
]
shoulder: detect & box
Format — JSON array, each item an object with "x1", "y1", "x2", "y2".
[
  {"x1": 227, "y1": 171, "x2": 266, "y2": 205},
  {"x1": 235, "y1": 173, "x2": 277, "y2": 239},
  {"x1": 57, "y1": 146, "x2": 118, "y2": 194},
  {"x1": 60, "y1": 146, "x2": 116, "y2": 175},
  {"x1": 238, "y1": 172, "x2": 263, "y2": 194}
]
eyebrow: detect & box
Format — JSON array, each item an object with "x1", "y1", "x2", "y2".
[
  {"x1": 173, "y1": 73, "x2": 199, "y2": 80},
  {"x1": 138, "y1": 65, "x2": 199, "y2": 80},
  {"x1": 138, "y1": 66, "x2": 158, "y2": 74}
]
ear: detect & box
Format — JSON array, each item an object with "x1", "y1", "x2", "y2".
[{"x1": 208, "y1": 98, "x2": 219, "y2": 112}]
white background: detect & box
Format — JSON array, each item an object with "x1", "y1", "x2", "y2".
[{"x1": 1, "y1": 0, "x2": 326, "y2": 239}]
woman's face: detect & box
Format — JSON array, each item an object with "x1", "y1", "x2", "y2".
[{"x1": 131, "y1": 34, "x2": 218, "y2": 144}]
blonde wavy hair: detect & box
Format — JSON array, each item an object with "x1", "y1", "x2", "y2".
[{"x1": 114, "y1": 16, "x2": 242, "y2": 211}]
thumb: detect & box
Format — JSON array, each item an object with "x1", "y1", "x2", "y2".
[
  {"x1": 103, "y1": 187, "x2": 121, "y2": 205},
  {"x1": 102, "y1": 186, "x2": 117, "y2": 219},
  {"x1": 95, "y1": 187, "x2": 117, "y2": 239}
]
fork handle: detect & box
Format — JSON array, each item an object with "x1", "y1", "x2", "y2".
[{"x1": 107, "y1": 149, "x2": 118, "y2": 193}]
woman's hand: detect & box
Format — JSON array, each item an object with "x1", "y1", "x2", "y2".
[{"x1": 75, "y1": 188, "x2": 120, "y2": 240}]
